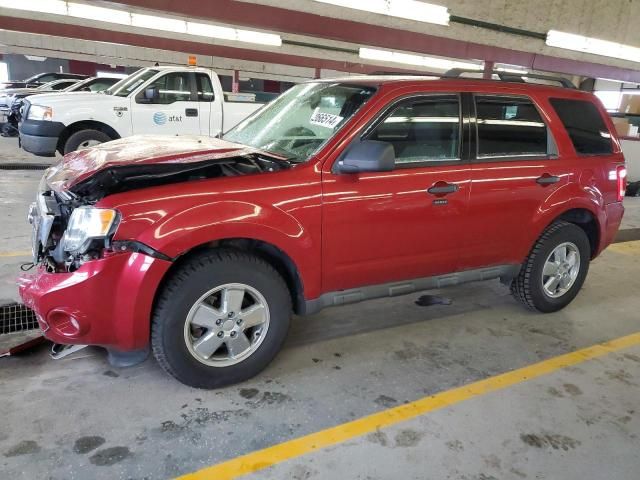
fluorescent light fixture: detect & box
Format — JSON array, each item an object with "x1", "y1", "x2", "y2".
[
  {"x1": 546, "y1": 30, "x2": 640, "y2": 63},
  {"x1": 0, "y1": 0, "x2": 281, "y2": 47},
  {"x1": 0, "y1": 0, "x2": 67, "y2": 15},
  {"x1": 314, "y1": 0, "x2": 449, "y2": 25},
  {"x1": 187, "y1": 22, "x2": 237, "y2": 41},
  {"x1": 359, "y1": 47, "x2": 483, "y2": 71},
  {"x1": 187, "y1": 22, "x2": 282, "y2": 46},
  {"x1": 131, "y1": 13, "x2": 186, "y2": 33},
  {"x1": 67, "y1": 2, "x2": 131, "y2": 25}
]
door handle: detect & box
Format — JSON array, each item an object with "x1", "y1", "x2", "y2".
[
  {"x1": 427, "y1": 182, "x2": 459, "y2": 195},
  {"x1": 536, "y1": 174, "x2": 560, "y2": 185},
  {"x1": 185, "y1": 108, "x2": 198, "y2": 117}
]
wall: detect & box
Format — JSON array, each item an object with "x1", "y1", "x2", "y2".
[{"x1": 4, "y1": 53, "x2": 69, "y2": 80}]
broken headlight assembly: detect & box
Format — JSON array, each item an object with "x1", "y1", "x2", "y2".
[{"x1": 62, "y1": 207, "x2": 119, "y2": 254}]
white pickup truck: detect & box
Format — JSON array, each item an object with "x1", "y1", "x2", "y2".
[{"x1": 19, "y1": 66, "x2": 265, "y2": 157}]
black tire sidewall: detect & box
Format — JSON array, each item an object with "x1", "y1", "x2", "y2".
[
  {"x1": 528, "y1": 224, "x2": 591, "y2": 313},
  {"x1": 153, "y1": 253, "x2": 291, "y2": 389},
  {"x1": 64, "y1": 129, "x2": 111, "y2": 154}
]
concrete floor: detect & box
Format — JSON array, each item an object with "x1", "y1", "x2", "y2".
[{"x1": 1, "y1": 135, "x2": 640, "y2": 479}]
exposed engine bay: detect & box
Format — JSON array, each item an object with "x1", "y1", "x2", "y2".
[{"x1": 30, "y1": 154, "x2": 289, "y2": 273}]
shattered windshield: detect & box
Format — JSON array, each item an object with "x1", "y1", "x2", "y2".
[{"x1": 224, "y1": 82, "x2": 377, "y2": 162}]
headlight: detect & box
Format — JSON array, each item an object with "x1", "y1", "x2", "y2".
[
  {"x1": 62, "y1": 207, "x2": 118, "y2": 253},
  {"x1": 27, "y1": 104, "x2": 53, "y2": 121}
]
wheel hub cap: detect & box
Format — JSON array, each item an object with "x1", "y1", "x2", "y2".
[
  {"x1": 184, "y1": 283, "x2": 270, "y2": 367},
  {"x1": 541, "y1": 242, "x2": 581, "y2": 299}
]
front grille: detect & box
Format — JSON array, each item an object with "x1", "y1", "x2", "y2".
[{"x1": 0, "y1": 303, "x2": 39, "y2": 334}]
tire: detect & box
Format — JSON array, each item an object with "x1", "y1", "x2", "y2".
[
  {"x1": 511, "y1": 221, "x2": 591, "y2": 313},
  {"x1": 151, "y1": 249, "x2": 292, "y2": 389},
  {"x1": 63, "y1": 129, "x2": 112, "y2": 154}
]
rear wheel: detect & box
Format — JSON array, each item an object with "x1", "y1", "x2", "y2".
[
  {"x1": 63, "y1": 129, "x2": 111, "y2": 154},
  {"x1": 151, "y1": 250, "x2": 291, "y2": 389},
  {"x1": 511, "y1": 221, "x2": 591, "y2": 313}
]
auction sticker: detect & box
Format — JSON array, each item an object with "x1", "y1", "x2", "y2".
[{"x1": 309, "y1": 108, "x2": 343, "y2": 129}]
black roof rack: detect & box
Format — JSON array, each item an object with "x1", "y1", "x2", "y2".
[{"x1": 442, "y1": 68, "x2": 576, "y2": 89}]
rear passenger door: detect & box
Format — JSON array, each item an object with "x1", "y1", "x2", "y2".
[{"x1": 462, "y1": 94, "x2": 566, "y2": 270}]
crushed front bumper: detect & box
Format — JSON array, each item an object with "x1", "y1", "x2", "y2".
[{"x1": 19, "y1": 252, "x2": 171, "y2": 351}]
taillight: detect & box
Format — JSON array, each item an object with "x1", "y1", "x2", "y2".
[{"x1": 617, "y1": 165, "x2": 627, "y2": 202}]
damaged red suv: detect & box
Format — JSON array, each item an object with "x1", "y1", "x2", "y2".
[{"x1": 20, "y1": 75, "x2": 626, "y2": 388}]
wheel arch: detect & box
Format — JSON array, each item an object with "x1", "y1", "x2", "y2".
[
  {"x1": 57, "y1": 120, "x2": 121, "y2": 153},
  {"x1": 154, "y1": 238, "x2": 307, "y2": 315},
  {"x1": 535, "y1": 207, "x2": 601, "y2": 259}
]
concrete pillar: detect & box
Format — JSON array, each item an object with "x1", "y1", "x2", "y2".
[
  {"x1": 483, "y1": 61, "x2": 495, "y2": 79},
  {"x1": 314, "y1": 67, "x2": 321, "y2": 79},
  {"x1": 232, "y1": 70, "x2": 240, "y2": 93}
]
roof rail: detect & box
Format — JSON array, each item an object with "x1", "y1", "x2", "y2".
[{"x1": 442, "y1": 68, "x2": 576, "y2": 89}]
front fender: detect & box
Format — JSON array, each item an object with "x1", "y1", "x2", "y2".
[{"x1": 112, "y1": 199, "x2": 321, "y2": 298}]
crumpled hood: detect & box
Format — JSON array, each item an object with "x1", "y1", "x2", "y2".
[{"x1": 45, "y1": 135, "x2": 276, "y2": 192}]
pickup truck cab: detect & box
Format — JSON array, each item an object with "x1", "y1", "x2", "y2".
[
  {"x1": 20, "y1": 75, "x2": 626, "y2": 388},
  {"x1": 19, "y1": 66, "x2": 264, "y2": 156}
]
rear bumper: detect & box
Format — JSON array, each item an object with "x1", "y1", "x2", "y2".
[
  {"x1": 598, "y1": 202, "x2": 625, "y2": 255},
  {"x1": 18, "y1": 252, "x2": 172, "y2": 351},
  {"x1": 19, "y1": 119, "x2": 65, "y2": 157}
]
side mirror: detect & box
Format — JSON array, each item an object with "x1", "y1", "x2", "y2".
[
  {"x1": 143, "y1": 87, "x2": 159, "y2": 101},
  {"x1": 336, "y1": 140, "x2": 395, "y2": 174}
]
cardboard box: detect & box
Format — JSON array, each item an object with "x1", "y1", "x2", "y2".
[
  {"x1": 611, "y1": 116, "x2": 634, "y2": 137},
  {"x1": 619, "y1": 94, "x2": 640, "y2": 115}
]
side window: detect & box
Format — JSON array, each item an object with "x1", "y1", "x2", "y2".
[
  {"x1": 549, "y1": 98, "x2": 613, "y2": 155},
  {"x1": 196, "y1": 73, "x2": 214, "y2": 102},
  {"x1": 138, "y1": 72, "x2": 193, "y2": 104},
  {"x1": 38, "y1": 74, "x2": 57, "y2": 83},
  {"x1": 368, "y1": 95, "x2": 461, "y2": 164},
  {"x1": 51, "y1": 81, "x2": 75, "y2": 90},
  {"x1": 475, "y1": 96, "x2": 548, "y2": 158}
]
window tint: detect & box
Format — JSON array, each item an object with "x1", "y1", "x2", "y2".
[
  {"x1": 196, "y1": 73, "x2": 214, "y2": 102},
  {"x1": 37, "y1": 74, "x2": 57, "y2": 83},
  {"x1": 369, "y1": 95, "x2": 460, "y2": 164},
  {"x1": 476, "y1": 96, "x2": 548, "y2": 157},
  {"x1": 51, "y1": 81, "x2": 76, "y2": 90},
  {"x1": 550, "y1": 98, "x2": 613, "y2": 155},
  {"x1": 142, "y1": 72, "x2": 193, "y2": 104}
]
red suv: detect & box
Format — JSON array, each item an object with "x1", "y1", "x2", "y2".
[{"x1": 20, "y1": 75, "x2": 626, "y2": 388}]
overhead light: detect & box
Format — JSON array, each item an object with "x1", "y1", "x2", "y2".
[
  {"x1": 0, "y1": 1, "x2": 282, "y2": 47},
  {"x1": 131, "y1": 13, "x2": 186, "y2": 33},
  {"x1": 67, "y1": 3, "x2": 131, "y2": 25},
  {"x1": 359, "y1": 47, "x2": 483, "y2": 71},
  {"x1": 187, "y1": 22, "x2": 282, "y2": 46},
  {"x1": 314, "y1": 0, "x2": 449, "y2": 25},
  {"x1": 546, "y1": 30, "x2": 640, "y2": 63},
  {"x1": 0, "y1": 0, "x2": 67, "y2": 15}
]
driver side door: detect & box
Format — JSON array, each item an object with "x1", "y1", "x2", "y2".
[
  {"x1": 131, "y1": 71, "x2": 201, "y2": 135},
  {"x1": 321, "y1": 94, "x2": 471, "y2": 292}
]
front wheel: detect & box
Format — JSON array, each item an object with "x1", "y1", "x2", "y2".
[
  {"x1": 63, "y1": 129, "x2": 112, "y2": 154},
  {"x1": 151, "y1": 250, "x2": 291, "y2": 389},
  {"x1": 511, "y1": 221, "x2": 591, "y2": 313}
]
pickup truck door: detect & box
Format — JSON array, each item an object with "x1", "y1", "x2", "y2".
[
  {"x1": 321, "y1": 94, "x2": 471, "y2": 292},
  {"x1": 130, "y1": 71, "x2": 201, "y2": 135},
  {"x1": 194, "y1": 72, "x2": 223, "y2": 136}
]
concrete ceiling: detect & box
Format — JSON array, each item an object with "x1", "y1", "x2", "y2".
[{"x1": 1, "y1": 0, "x2": 639, "y2": 82}]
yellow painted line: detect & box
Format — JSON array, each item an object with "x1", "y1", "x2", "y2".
[
  {"x1": 608, "y1": 240, "x2": 640, "y2": 256},
  {"x1": 177, "y1": 331, "x2": 640, "y2": 480},
  {"x1": 0, "y1": 251, "x2": 31, "y2": 258}
]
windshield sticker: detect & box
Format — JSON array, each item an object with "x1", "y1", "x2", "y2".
[{"x1": 309, "y1": 108, "x2": 343, "y2": 129}]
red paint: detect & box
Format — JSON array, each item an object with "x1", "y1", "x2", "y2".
[
  {"x1": 67, "y1": 60, "x2": 125, "y2": 76},
  {"x1": 20, "y1": 78, "x2": 625, "y2": 352}
]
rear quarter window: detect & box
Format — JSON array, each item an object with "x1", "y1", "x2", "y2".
[{"x1": 549, "y1": 98, "x2": 613, "y2": 155}]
